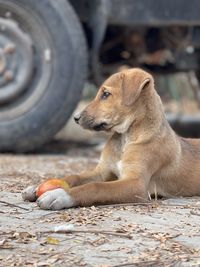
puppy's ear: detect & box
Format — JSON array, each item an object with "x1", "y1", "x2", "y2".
[{"x1": 120, "y1": 73, "x2": 151, "y2": 106}]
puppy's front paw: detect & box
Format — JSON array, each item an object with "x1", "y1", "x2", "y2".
[
  {"x1": 37, "y1": 188, "x2": 74, "y2": 210},
  {"x1": 22, "y1": 185, "x2": 38, "y2": 202}
]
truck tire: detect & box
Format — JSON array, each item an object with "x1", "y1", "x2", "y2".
[{"x1": 0, "y1": 0, "x2": 88, "y2": 152}]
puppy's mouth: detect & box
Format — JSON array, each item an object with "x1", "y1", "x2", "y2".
[
  {"x1": 80, "y1": 119, "x2": 110, "y2": 132},
  {"x1": 75, "y1": 112, "x2": 112, "y2": 132},
  {"x1": 93, "y1": 122, "x2": 108, "y2": 131}
]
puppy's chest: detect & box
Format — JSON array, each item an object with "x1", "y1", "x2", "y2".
[
  {"x1": 109, "y1": 160, "x2": 123, "y2": 178},
  {"x1": 109, "y1": 135, "x2": 128, "y2": 178}
]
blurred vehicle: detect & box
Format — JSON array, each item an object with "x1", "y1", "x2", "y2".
[{"x1": 0, "y1": 0, "x2": 200, "y2": 151}]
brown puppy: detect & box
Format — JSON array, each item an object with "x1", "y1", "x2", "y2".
[{"x1": 22, "y1": 68, "x2": 200, "y2": 210}]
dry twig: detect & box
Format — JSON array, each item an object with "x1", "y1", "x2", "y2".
[
  {"x1": 40, "y1": 229, "x2": 132, "y2": 239},
  {"x1": 0, "y1": 200, "x2": 31, "y2": 211},
  {"x1": 96, "y1": 201, "x2": 199, "y2": 209},
  {"x1": 190, "y1": 210, "x2": 200, "y2": 216},
  {"x1": 112, "y1": 260, "x2": 164, "y2": 267}
]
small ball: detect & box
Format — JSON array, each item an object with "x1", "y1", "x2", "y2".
[{"x1": 36, "y1": 179, "x2": 69, "y2": 197}]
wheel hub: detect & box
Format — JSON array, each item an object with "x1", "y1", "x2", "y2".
[{"x1": 0, "y1": 17, "x2": 33, "y2": 105}]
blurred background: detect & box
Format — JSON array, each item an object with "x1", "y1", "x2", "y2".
[{"x1": 0, "y1": 0, "x2": 200, "y2": 152}]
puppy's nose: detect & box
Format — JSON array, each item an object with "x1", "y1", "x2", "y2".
[{"x1": 74, "y1": 113, "x2": 81, "y2": 124}]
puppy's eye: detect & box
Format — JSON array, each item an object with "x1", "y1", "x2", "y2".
[{"x1": 101, "y1": 91, "x2": 111, "y2": 100}]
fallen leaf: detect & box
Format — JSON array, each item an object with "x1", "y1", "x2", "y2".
[
  {"x1": 0, "y1": 239, "x2": 6, "y2": 246},
  {"x1": 46, "y1": 236, "x2": 60, "y2": 245}
]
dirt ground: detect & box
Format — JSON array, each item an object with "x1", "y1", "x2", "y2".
[{"x1": 0, "y1": 141, "x2": 200, "y2": 267}]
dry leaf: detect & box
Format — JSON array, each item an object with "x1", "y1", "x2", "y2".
[
  {"x1": 46, "y1": 236, "x2": 60, "y2": 245},
  {"x1": 0, "y1": 239, "x2": 6, "y2": 246},
  {"x1": 0, "y1": 239, "x2": 14, "y2": 249}
]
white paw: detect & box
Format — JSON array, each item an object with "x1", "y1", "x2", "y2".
[
  {"x1": 37, "y1": 188, "x2": 74, "y2": 210},
  {"x1": 22, "y1": 185, "x2": 38, "y2": 202}
]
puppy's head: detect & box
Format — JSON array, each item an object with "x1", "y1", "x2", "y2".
[{"x1": 74, "y1": 68, "x2": 153, "y2": 133}]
